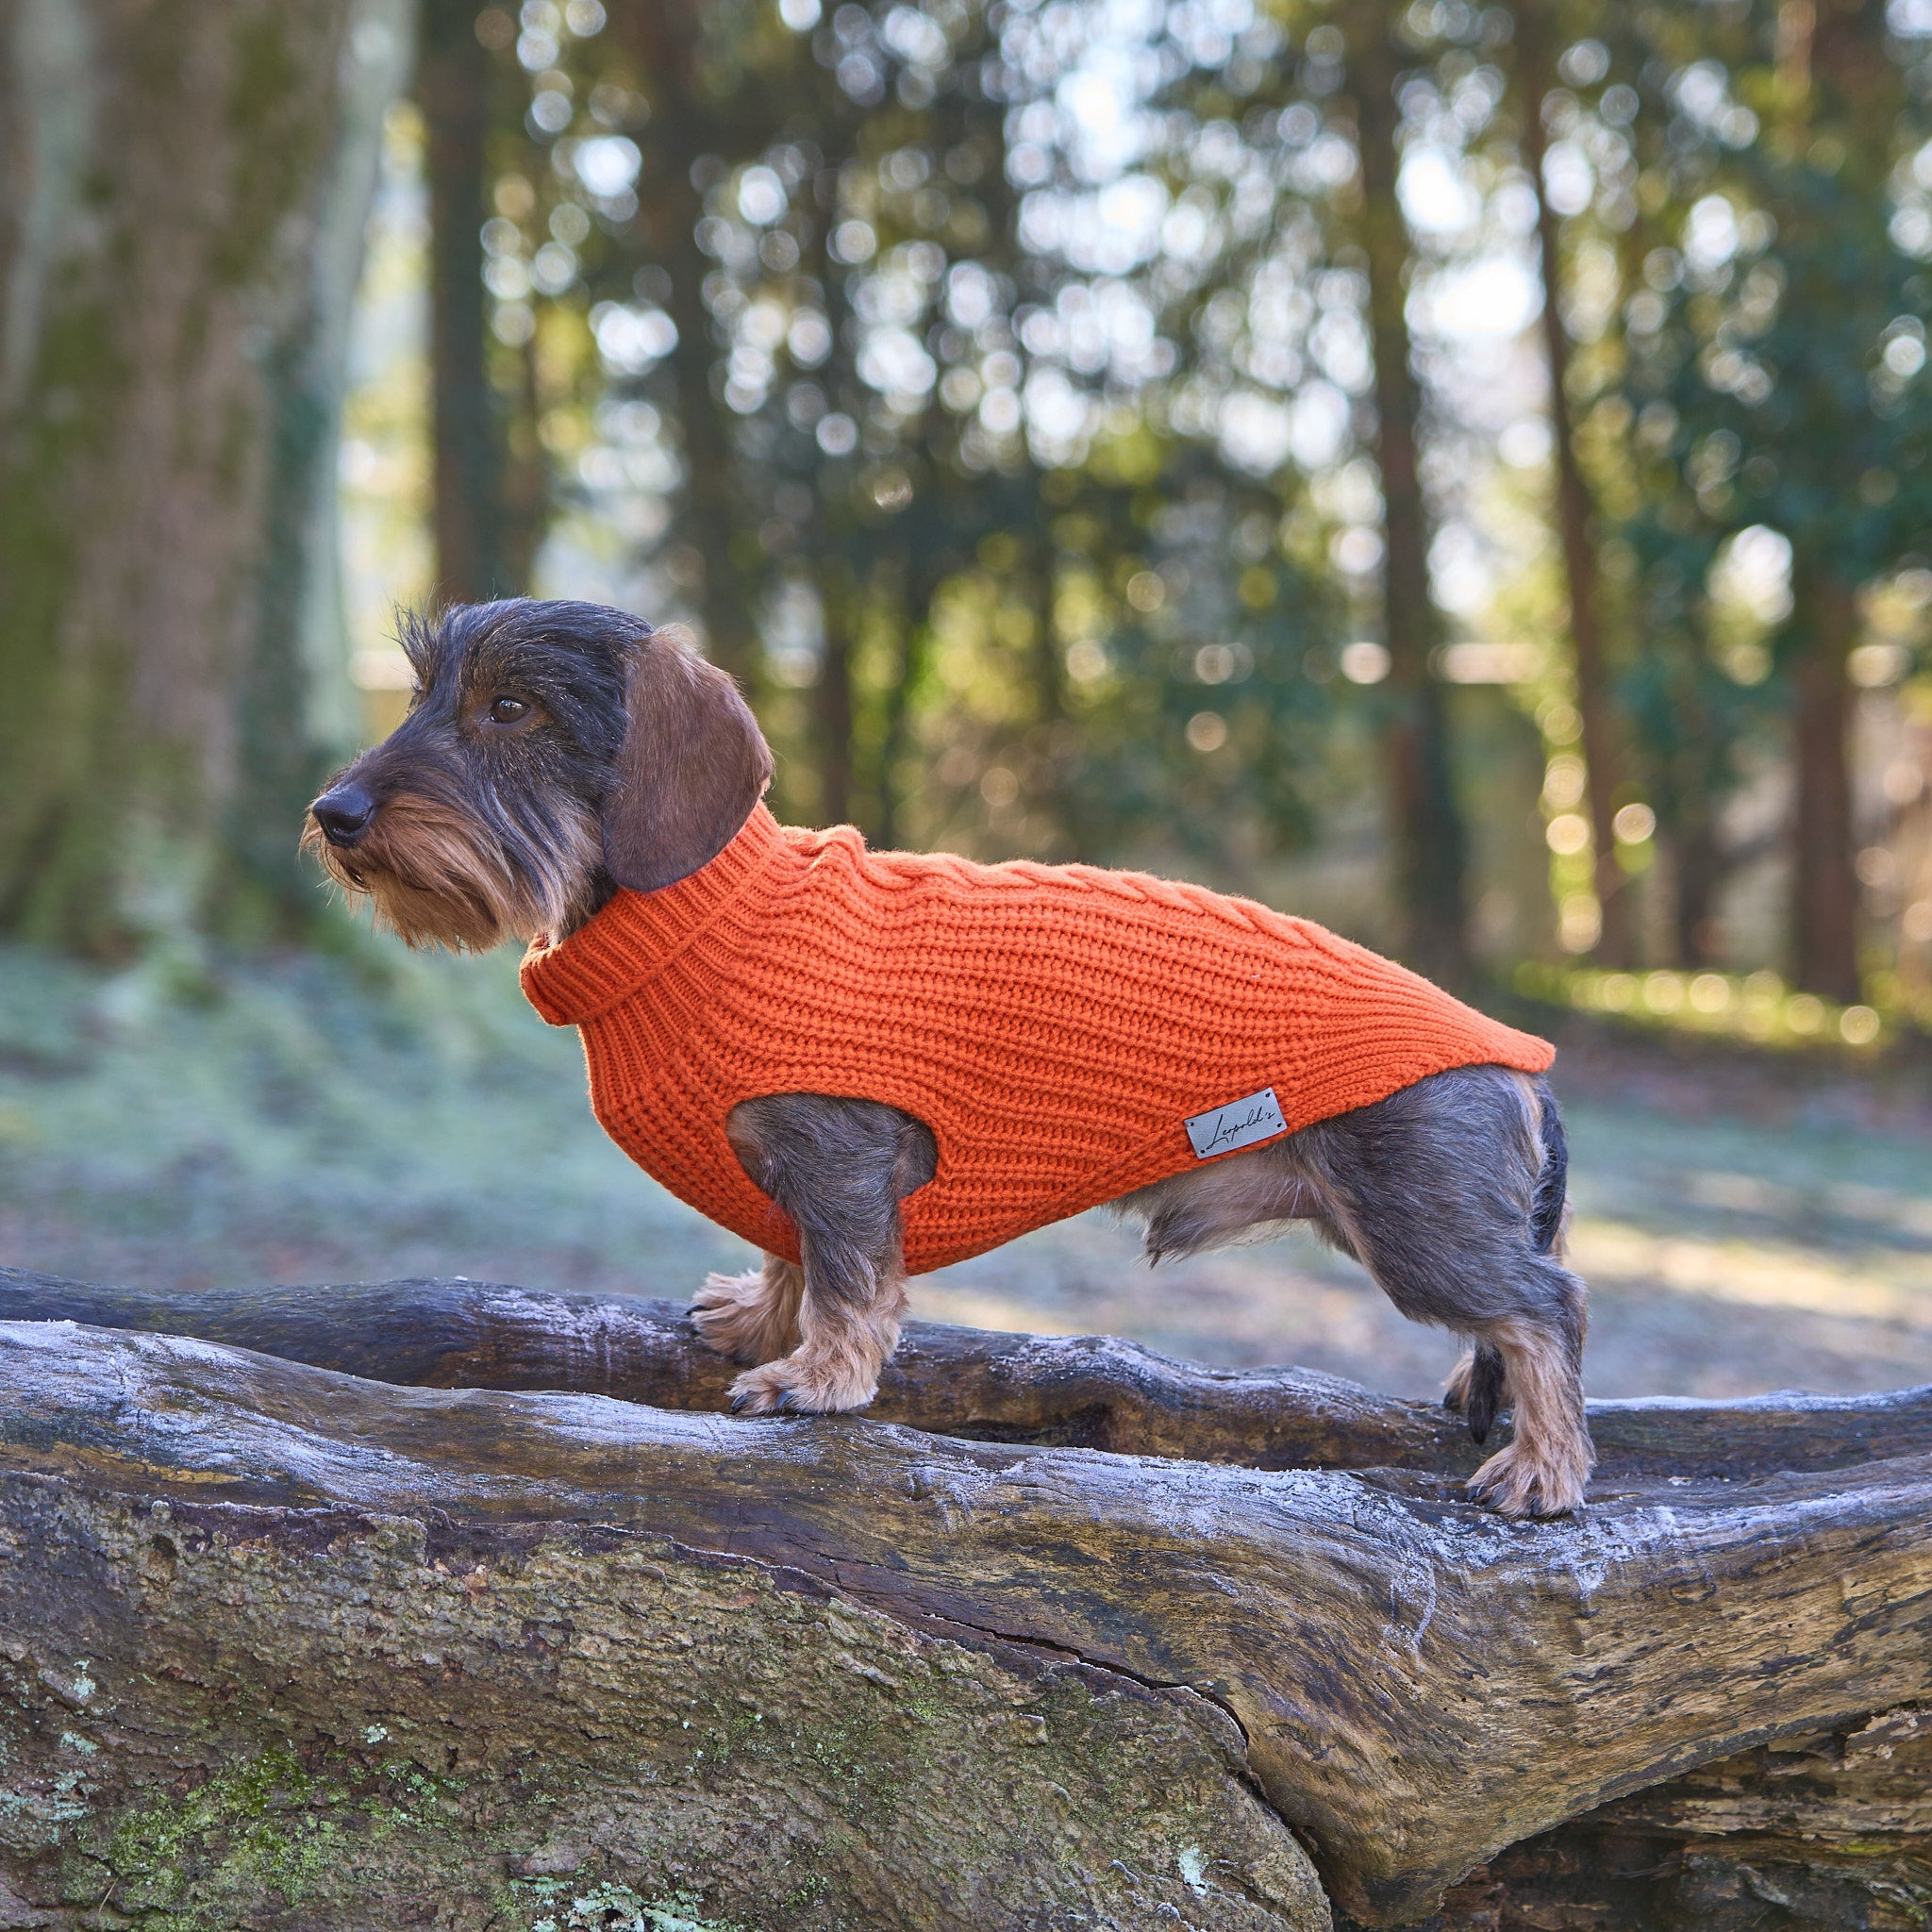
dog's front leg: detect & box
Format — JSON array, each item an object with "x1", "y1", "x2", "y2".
[
  {"x1": 726, "y1": 1233, "x2": 908, "y2": 1415},
  {"x1": 691, "y1": 1254, "x2": 807, "y2": 1365},
  {"x1": 705, "y1": 1093, "x2": 936, "y2": 1417}
]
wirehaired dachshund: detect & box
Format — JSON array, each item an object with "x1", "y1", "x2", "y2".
[{"x1": 305, "y1": 600, "x2": 1592, "y2": 1516}]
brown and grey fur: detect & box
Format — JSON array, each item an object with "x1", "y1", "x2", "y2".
[{"x1": 307, "y1": 599, "x2": 1595, "y2": 1518}]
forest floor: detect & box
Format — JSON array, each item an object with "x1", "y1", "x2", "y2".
[{"x1": 3, "y1": 938, "x2": 1929, "y2": 1403}]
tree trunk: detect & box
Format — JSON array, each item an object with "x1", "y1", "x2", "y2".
[
  {"x1": 5, "y1": 1266, "x2": 1932, "y2": 1929},
  {"x1": 499, "y1": 314, "x2": 548, "y2": 594},
  {"x1": 1510, "y1": 5, "x2": 1631, "y2": 968},
  {"x1": 816, "y1": 565, "x2": 857, "y2": 826},
  {"x1": 235, "y1": 0, "x2": 418, "y2": 906},
  {"x1": 418, "y1": 0, "x2": 507, "y2": 603},
  {"x1": 1341, "y1": 1, "x2": 1469, "y2": 985},
  {"x1": 1774, "y1": 1, "x2": 1887, "y2": 1008},
  {"x1": 876, "y1": 597, "x2": 928, "y2": 849},
  {"x1": 1438, "y1": 1711, "x2": 1932, "y2": 1929},
  {"x1": 0, "y1": 1313, "x2": 1322, "y2": 1932},
  {"x1": 1790, "y1": 565, "x2": 1862, "y2": 1003},
  {"x1": 614, "y1": 1, "x2": 762, "y2": 687},
  {"x1": 1672, "y1": 796, "x2": 1724, "y2": 967},
  {"x1": 0, "y1": 0, "x2": 409, "y2": 954}
]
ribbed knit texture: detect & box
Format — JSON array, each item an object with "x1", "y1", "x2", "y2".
[{"x1": 522, "y1": 805, "x2": 1555, "y2": 1274}]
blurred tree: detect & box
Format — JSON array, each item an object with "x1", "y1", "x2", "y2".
[
  {"x1": 1551, "y1": 0, "x2": 1784, "y2": 969},
  {"x1": 1506, "y1": 0, "x2": 1631, "y2": 966},
  {"x1": 1339, "y1": 0, "x2": 1470, "y2": 981},
  {"x1": 0, "y1": 0, "x2": 413, "y2": 957},
  {"x1": 434, "y1": 0, "x2": 1841, "y2": 981},
  {"x1": 968, "y1": 0, "x2": 1348, "y2": 877},
  {"x1": 1760, "y1": 0, "x2": 1922, "y2": 1002},
  {"x1": 608, "y1": 0, "x2": 771, "y2": 685},
  {"x1": 419, "y1": 0, "x2": 509, "y2": 600},
  {"x1": 574, "y1": 0, "x2": 1347, "y2": 870},
  {"x1": 1589, "y1": 0, "x2": 1932, "y2": 996}
]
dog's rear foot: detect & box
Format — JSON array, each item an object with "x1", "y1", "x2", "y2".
[{"x1": 1466, "y1": 1434, "x2": 1591, "y2": 1520}]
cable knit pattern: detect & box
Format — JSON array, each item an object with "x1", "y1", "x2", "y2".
[{"x1": 522, "y1": 804, "x2": 1555, "y2": 1274}]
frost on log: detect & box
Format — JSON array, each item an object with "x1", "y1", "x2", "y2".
[{"x1": 0, "y1": 1267, "x2": 1928, "y2": 1930}]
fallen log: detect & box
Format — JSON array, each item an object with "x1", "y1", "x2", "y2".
[
  {"x1": 6, "y1": 1265, "x2": 1928, "y2": 1480},
  {"x1": 0, "y1": 1267, "x2": 1928, "y2": 1930}
]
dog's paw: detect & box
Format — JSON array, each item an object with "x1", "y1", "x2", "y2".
[
  {"x1": 1466, "y1": 1438, "x2": 1587, "y2": 1520},
  {"x1": 727, "y1": 1350, "x2": 879, "y2": 1418},
  {"x1": 691, "y1": 1270, "x2": 796, "y2": 1364}
]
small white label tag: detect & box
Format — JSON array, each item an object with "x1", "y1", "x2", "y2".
[{"x1": 1185, "y1": 1087, "x2": 1289, "y2": 1159}]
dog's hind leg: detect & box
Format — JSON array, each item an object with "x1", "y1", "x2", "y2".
[
  {"x1": 1297, "y1": 1068, "x2": 1593, "y2": 1517},
  {"x1": 708, "y1": 1093, "x2": 937, "y2": 1416}
]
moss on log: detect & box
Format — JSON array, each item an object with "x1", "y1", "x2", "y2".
[{"x1": 0, "y1": 1267, "x2": 1930, "y2": 1929}]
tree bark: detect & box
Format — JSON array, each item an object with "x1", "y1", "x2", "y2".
[
  {"x1": 0, "y1": 0, "x2": 408, "y2": 953},
  {"x1": 1790, "y1": 565, "x2": 1862, "y2": 1003},
  {"x1": 1510, "y1": 5, "x2": 1632, "y2": 969},
  {"x1": 1436, "y1": 1708, "x2": 1932, "y2": 1929},
  {"x1": 1341, "y1": 2, "x2": 1469, "y2": 985},
  {"x1": 5, "y1": 1268, "x2": 1932, "y2": 1927},
  {"x1": 0, "y1": 1319, "x2": 1324, "y2": 1932},
  {"x1": 418, "y1": 0, "x2": 508, "y2": 603}
]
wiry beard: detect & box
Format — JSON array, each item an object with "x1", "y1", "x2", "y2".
[{"x1": 301, "y1": 790, "x2": 604, "y2": 950}]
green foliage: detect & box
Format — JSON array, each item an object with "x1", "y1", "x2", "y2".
[
  {"x1": 1513, "y1": 957, "x2": 1903, "y2": 1051},
  {"x1": 449, "y1": 0, "x2": 1354, "y2": 884},
  {"x1": 1533, "y1": 0, "x2": 1932, "y2": 974},
  {"x1": 19, "y1": 0, "x2": 1932, "y2": 984}
]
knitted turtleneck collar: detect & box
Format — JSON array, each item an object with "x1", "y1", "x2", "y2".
[{"x1": 522, "y1": 801, "x2": 788, "y2": 1025}]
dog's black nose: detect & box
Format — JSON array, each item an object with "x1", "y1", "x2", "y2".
[{"x1": 310, "y1": 784, "x2": 375, "y2": 846}]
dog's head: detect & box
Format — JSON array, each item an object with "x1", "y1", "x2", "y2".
[{"x1": 302, "y1": 600, "x2": 773, "y2": 948}]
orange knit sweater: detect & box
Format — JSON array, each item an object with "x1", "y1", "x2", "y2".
[{"x1": 521, "y1": 805, "x2": 1554, "y2": 1275}]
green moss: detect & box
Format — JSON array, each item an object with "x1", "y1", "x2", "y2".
[
  {"x1": 108, "y1": 1746, "x2": 341, "y2": 1923},
  {"x1": 0, "y1": 284, "x2": 131, "y2": 952},
  {"x1": 101, "y1": 1743, "x2": 486, "y2": 1929}
]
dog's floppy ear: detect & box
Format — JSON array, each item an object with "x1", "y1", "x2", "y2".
[{"x1": 602, "y1": 625, "x2": 774, "y2": 891}]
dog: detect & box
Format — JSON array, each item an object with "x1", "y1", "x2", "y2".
[{"x1": 305, "y1": 599, "x2": 1594, "y2": 1518}]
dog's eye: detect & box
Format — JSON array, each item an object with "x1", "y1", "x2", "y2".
[{"x1": 489, "y1": 695, "x2": 527, "y2": 724}]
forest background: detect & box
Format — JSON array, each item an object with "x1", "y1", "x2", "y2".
[{"x1": 3, "y1": 0, "x2": 1931, "y2": 1406}]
